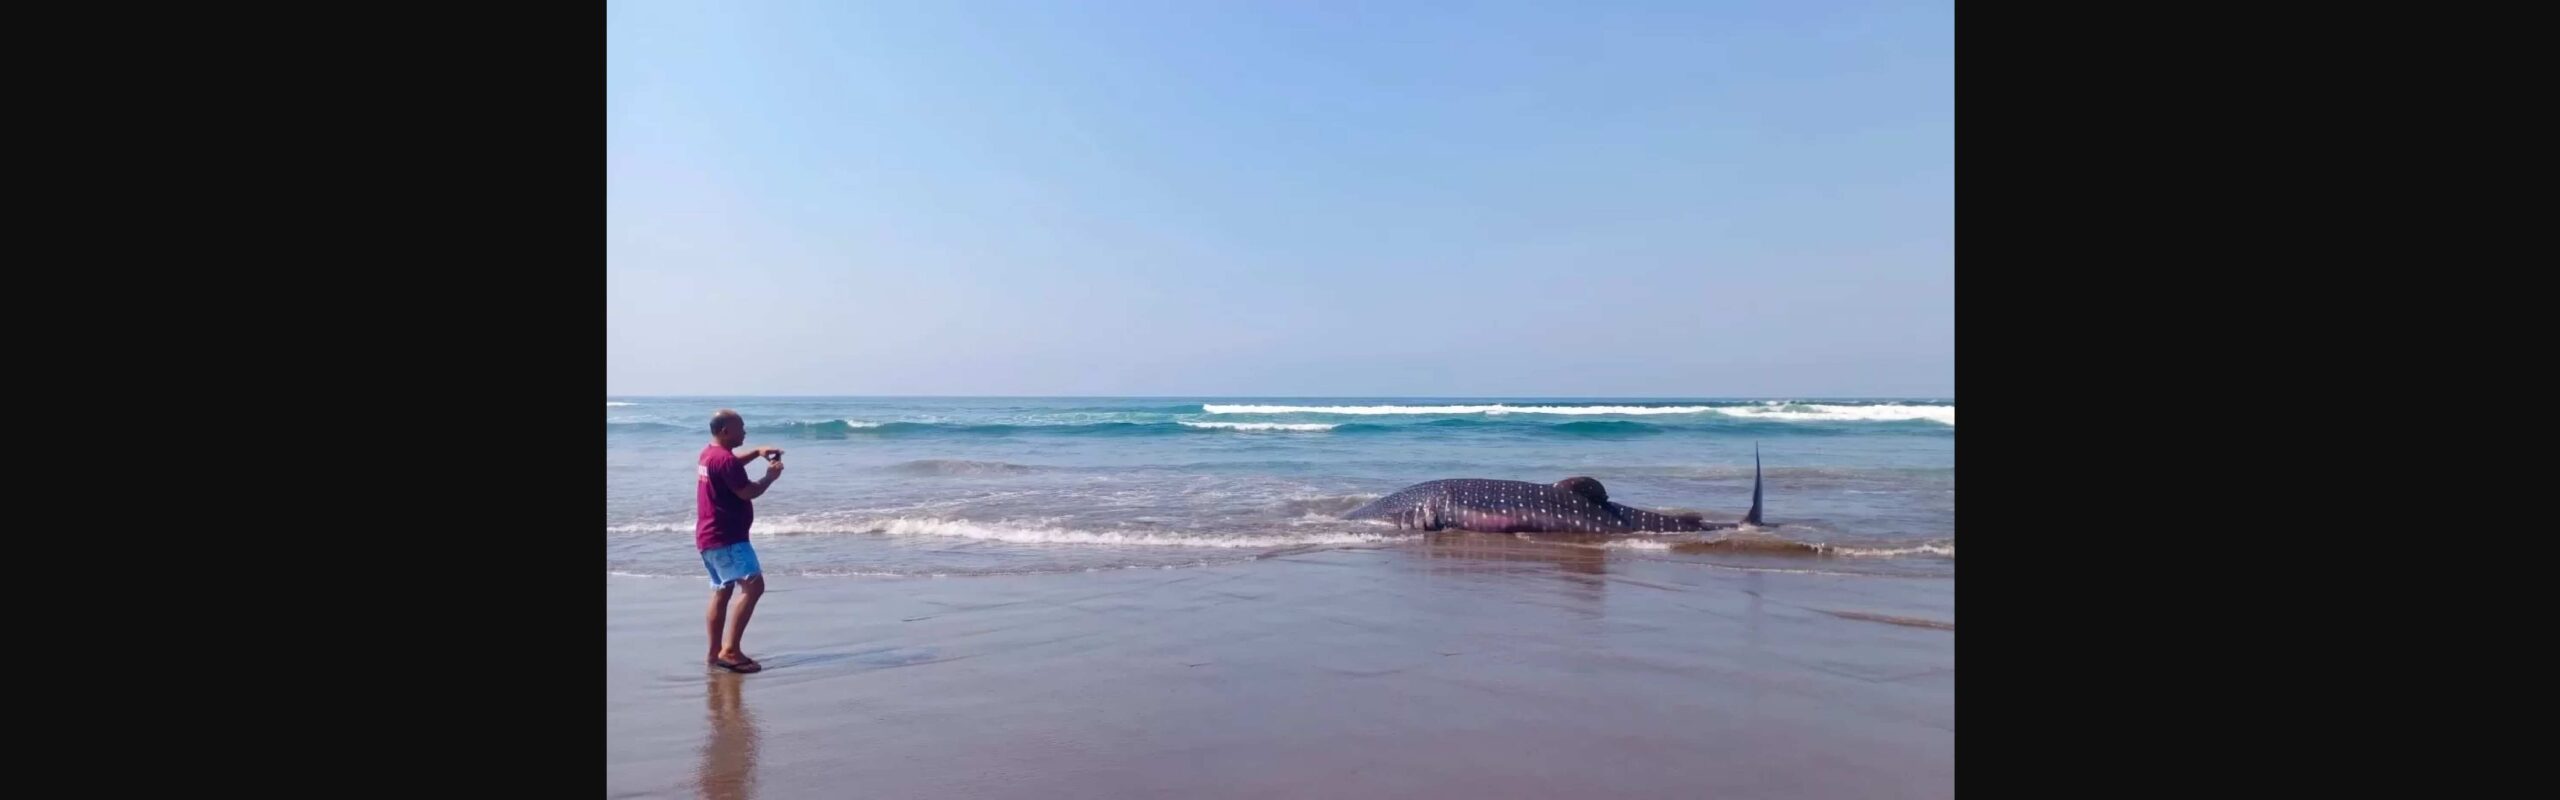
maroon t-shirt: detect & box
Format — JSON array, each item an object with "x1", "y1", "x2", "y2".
[{"x1": 697, "y1": 444, "x2": 754, "y2": 551}]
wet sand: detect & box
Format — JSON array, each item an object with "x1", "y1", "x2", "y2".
[{"x1": 606, "y1": 537, "x2": 1953, "y2": 799}]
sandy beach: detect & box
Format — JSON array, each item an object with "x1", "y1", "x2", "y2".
[
  {"x1": 607, "y1": 0, "x2": 1955, "y2": 792},
  {"x1": 606, "y1": 537, "x2": 1953, "y2": 799}
]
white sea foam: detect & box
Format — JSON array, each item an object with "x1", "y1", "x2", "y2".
[
  {"x1": 1589, "y1": 537, "x2": 1952, "y2": 558},
  {"x1": 606, "y1": 401, "x2": 638, "y2": 407},
  {"x1": 869, "y1": 517, "x2": 1402, "y2": 548},
  {"x1": 1815, "y1": 543, "x2": 1957, "y2": 558},
  {"x1": 1178, "y1": 421, "x2": 1339, "y2": 431},
  {"x1": 609, "y1": 561, "x2": 1242, "y2": 580},
  {"x1": 609, "y1": 515, "x2": 1407, "y2": 548},
  {"x1": 1205, "y1": 404, "x2": 1722, "y2": 416},
  {"x1": 1720, "y1": 404, "x2": 1955, "y2": 426},
  {"x1": 1202, "y1": 403, "x2": 1955, "y2": 425}
]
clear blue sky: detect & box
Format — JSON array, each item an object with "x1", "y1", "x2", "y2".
[{"x1": 608, "y1": 0, "x2": 1951, "y2": 397}]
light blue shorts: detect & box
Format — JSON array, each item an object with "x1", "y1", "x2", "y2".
[{"x1": 701, "y1": 541, "x2": 763, "y2": 588}]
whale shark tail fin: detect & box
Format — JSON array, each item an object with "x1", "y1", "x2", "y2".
[{"x1": 1743, "y1": 443, "x2": 1765, "y2": 526}]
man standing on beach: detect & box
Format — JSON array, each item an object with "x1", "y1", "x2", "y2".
[{"x1": 700, "y1": 409, "x2": 783, "y2": 673}]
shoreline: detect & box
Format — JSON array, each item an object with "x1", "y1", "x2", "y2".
[{"x1": 608, "y1": 539, "x2": 1952, "y2": 798}]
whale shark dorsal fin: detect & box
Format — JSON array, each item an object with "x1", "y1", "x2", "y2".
[{"x1": 1554, "y1": 476, "x2": 1609, "y2": 503}]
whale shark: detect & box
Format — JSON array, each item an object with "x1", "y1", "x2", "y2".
[{"x1": 1344, "y1": 445, "x2": 1766, "y2": 534}]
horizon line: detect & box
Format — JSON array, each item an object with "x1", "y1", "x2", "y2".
[{"x1": 603, "y1": 394, "x2": 1956, "y2": 400}]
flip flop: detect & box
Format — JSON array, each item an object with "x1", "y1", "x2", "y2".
[{"x1": 709, "y1": 656, "x2": 762, "y2": 674}]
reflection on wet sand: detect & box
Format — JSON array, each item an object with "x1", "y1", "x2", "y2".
[
  {"x1": 1667, "y1": 531, "x2": 1826, "y2": 556},
  {"x1": 1410, "y1": 532, "x2": 1613, "y2": 620},
  {"x1": 1416, "y1": 532, "x2": 1609, "y2": 576},
  {"x1": 696, "y1": 673, "x2": 759, "y2": 800}
]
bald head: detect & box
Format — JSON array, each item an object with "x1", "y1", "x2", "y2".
[{"x1": 710, "y1": 409, "x2": 745, "y2": 446}]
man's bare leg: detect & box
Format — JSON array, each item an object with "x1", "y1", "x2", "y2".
[
  {"x1": 705, "y1": 584, "x2": 734, "y2": 664},
  {"x1": 716, "y1": 575, "x2": 765, "y2": 670}
]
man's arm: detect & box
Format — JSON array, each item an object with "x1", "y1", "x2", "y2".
[
  {"x1": 734, "y1": 445, "x2": 782, "y2": 460},
  {"x1": 726, "y1": 456, "x2": 783, "y2": 500}
]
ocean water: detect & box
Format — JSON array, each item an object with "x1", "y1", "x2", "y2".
[{"x1": 605, "y1": 398, "x2": 1954, "y2": 581}]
